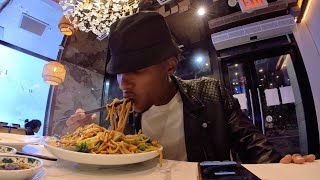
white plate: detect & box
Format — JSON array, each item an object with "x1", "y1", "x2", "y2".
[
  {"x1": 0, "y1": 154, "x2": 43, "y2": 180},
  {"x1": 44, "y1": 142, "x2": 162, "y2": 165},
  {"x1": 0, "y1": 133, "x2": 40, "y2": 148}
]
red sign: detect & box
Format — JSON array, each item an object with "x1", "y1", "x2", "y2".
[{"x1": 238, "y1": 0, "x2": 268, "y2": 13}]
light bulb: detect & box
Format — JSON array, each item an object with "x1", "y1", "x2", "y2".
[{"x1": 197, "y1": 7, "x2": 205, "y2": 16}]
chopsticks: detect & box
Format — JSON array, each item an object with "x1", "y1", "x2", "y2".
[
  {"x1": 16, "y1": 151, "x2": 57, "y2": 161},
  {"x1": 57, "y1": 98, "x2": 133, "y2": 121}
]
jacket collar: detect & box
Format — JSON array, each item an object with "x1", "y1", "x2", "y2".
[{"x1": 171, "y1": 76, "x2": 206, "y2": 113}]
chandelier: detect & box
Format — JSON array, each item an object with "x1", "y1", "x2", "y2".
[{"x1": 59, "y1": 0, "x2": 140, "y2": 37}]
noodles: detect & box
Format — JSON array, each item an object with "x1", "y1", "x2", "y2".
[
  {"x1": 58, "y1": 98, "x2": 163, "y2": 166},
  {"x1": 105, "y1": 98, "x2": 134, "y2": 133},
  {"x1": 59, "y1": 123, "x2": 162, "y2": 166},
  {"x1": 60, "y1": 123, "x2": 161, "y2": 153}
]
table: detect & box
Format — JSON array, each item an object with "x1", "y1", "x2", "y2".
[
  {"x1": 22, "y1": 145, "x2": 320, "y2": 180},
  {"x1": 22, "y1": 145, "x2": 199, "y2": 180},
  {"x1": 243, "y1": 161, "x2": 320, "y2": 180}
]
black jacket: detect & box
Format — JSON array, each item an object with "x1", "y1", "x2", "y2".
[{"x1": 128, "y1": 76, "x2": 281, "y2": 163}]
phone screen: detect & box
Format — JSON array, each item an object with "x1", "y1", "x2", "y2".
[{"x1": 199, "y1": 161, "x2": 261, "y2": 180}]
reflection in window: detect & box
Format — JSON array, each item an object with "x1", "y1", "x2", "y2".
[
  {"x1": 255, "y1": 54, "x2": 303, "y2": 154},
  {"x1": 0, "y1": 44, "x2": 50, "y2": 135},
  {"x1": 175, "y1": 49, "x2": 212, "y2": 80},
  {"x1": 255, "y1": 55, "x2": 292, "y2": 89},
  {"x1": 227, "y1": 63, "x2": 247, "y2": 94}
]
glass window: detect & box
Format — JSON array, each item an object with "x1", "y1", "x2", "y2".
[
  {"x1": 175, "y1": 49, "x2": 212, "y2": 79},
  {"x1": 0, "y1": 43, "x2": 50, "y2": 135}
]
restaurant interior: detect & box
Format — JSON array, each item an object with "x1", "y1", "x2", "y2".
[{"x1": 0, "y1": 0, "x2": 319, "y2": 179}]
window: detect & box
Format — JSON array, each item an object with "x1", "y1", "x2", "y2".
[{"x1": 0, "y1": 42, "x2": 50, "y2": 135}]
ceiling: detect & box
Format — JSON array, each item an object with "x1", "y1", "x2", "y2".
[
  {"x1": 50, "y1": 0, "x2": 285, "y2": 49},
  {"x1": 55, "y1": 0, "x2": 296, "y2": 75},
  {"x1": 0, "y1": 0, "x2": 63, "y2": 59},
  {"x1": 162, "y1": 0, "x2": 286, "y2": 48},
  {"x1": 155, "y1": 0, "x2": 240, "y2": 48}
]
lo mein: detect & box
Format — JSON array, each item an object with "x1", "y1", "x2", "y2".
[{"x1": 57, "y1": 99, "x2": 163, "y2": 166}]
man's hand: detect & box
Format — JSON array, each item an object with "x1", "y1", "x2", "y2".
[
  {"x1": 66, "y1": 108, "x2": 97, "y2": 132},
  {"x1": 280, "y1": 154, "x2": 316, "y2": 164}
]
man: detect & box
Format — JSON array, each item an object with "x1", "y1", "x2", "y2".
[{"x1": 67, "y1": 11, "x2": 282, "y2": 163}]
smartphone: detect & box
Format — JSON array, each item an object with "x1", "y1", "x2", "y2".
[{"x1": 199, "y1": 161, "x2": 261, "y2": 180}]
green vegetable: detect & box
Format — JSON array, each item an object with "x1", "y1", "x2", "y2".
[
  {"x1": 76, "y1": 136, "x2": 100, "y2": 152},
  {"x1": 77, "y1": 143, "x2": 88, "y2": 153},
  {"x1": 123, "y1": 138, "x2": 138, "y2": 145},
  {"x1": 112, "y1": 132, "x2": 123, "y2": 142},
  {"x1": 2, "y1": 158, "x2": 13, "y2": 163},
  {"x1": 138, "y1": 145, "x2": 146, "y2": 151},
  {"x1": 140, "y1": 134, "x2": 147, "y2": 140},
  {"x1": 77, "y1": 136, "x2": 96, "y2": 145},
  {"x1": 28, "y1": 158, "x2": 36, "y2": 164}
]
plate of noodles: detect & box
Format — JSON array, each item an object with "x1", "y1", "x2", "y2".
[{"x1": 45, "y1": 99, "x2": 163, "y2": 166}]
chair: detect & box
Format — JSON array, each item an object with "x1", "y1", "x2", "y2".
[
  {"x1": 0, "y1": 122, "x2": 8, "y2": 126},
  {"x1": 11, "y1": 123, "x2": 21, "y2": 128},
  {"x1": 0, "y1": 126, "x2": 9, "y2": 133},
  {"x1": 10, "y1": 128, "x2": 26, "y2": 135}
]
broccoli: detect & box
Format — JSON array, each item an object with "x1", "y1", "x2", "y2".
[
  {"x1": 140, "y1": 134, "x2": 147, "y2": 140},
  {"x1": 138, "y1": 145, "x2": 146, "y2": 151},
  {"x1": 76, "y1": 133, "x2": 102, "y2": 151},
  {"x1": 77, "y1": 142, "x2": 88, "y2": 153}
]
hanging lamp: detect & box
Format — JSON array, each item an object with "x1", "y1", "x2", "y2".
[
  {"x1": 42, "y1": 37, "x2": 68, "y2": 86},
  {"x1": 42, "y1": 61, "x2": 66, "y2": 85},
  {"x1": 58, "y1": 16, "x2": 78, "y2": 36}
]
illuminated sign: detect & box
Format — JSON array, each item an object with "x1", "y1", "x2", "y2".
[{"x1": 238, "y1": 0, "x2": 269, "y2": 13}]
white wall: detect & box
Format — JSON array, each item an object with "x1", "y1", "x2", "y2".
[
  {"x1": 293, "y1": 0, "x2": 320, "y2": 139},
  {"x1": 0, "y1": 0, "x2": 63, "y2": 59},
  {"x1": 304, "y1": 0, "x2": 320, "y2": 53}
]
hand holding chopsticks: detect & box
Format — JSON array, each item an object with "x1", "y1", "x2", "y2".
[{"x1": 62, "y1": 98, "x2": 133, "y2": 132}]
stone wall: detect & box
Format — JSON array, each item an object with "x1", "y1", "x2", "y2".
[
  {"x1": 49, "y1": 61, "x2": 104, "y2": 136},
  {"x1": 48, "y1": 31, "x2": 108, "y2": 136}
]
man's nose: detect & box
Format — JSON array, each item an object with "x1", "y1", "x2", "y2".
[{"x1": 117, "y1": 73, "x2": 134, "y2": 91}]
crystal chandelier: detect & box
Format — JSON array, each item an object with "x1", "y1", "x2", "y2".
[{"x1": 59, "y1": 0, "x2": 140, "y2": 37}]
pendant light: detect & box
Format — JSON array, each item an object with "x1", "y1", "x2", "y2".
[
  {"x1": 42, "y1": 61, "x2": 66, "y2": 85},
  {"x1": 58, "y1": 16, "x2": 77, "y2": 36},
  {"x1": 42, "y1": 37, "x2": 68, "y2": 86}
]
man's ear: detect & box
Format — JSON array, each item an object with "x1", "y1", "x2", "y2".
[{"x1": 166, "y1": 56, "x2": 178, "y2": 76}]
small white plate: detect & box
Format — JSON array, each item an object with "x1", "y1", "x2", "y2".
[
  {"x1": 44, "y1": 142, "x2": 162, "y2": 165},
  {"x1": 0, "y1": 133, "x2": 40, "y2": 149},
  {"x1": 0, "y1": 145, "x2": 17, "y2": 154},
  {"x1": 0, "y1": 154, "x2": 43, "y2": 180}
]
